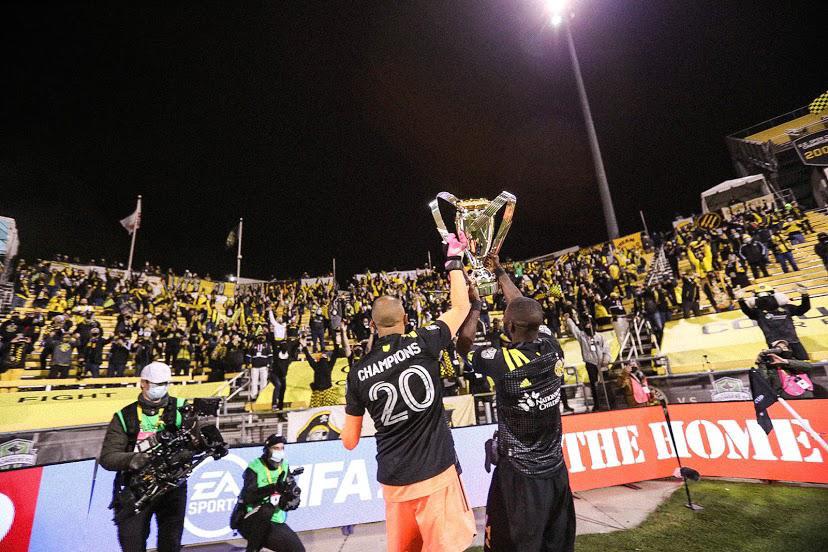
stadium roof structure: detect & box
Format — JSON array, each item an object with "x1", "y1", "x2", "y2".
[
  {"x1": 725, "y1": 91, "x2": 828, "y2": 198},
  {"x1": 729, "y1": 90, "x2": 828, "y2": 151}
]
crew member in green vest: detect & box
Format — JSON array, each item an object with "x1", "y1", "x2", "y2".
[
  {"x1": 237, "y1": 434, "x2": 305, "y2": 552},
  {"x1": 99, "y1": 361, "x2": 188, "y2": 552}
]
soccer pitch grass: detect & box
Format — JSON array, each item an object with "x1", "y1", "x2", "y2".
[{"x1": 467, "y1": 480, "x2": 828, "y2": 552}]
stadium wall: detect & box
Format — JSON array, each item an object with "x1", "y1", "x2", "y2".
[{"x1": 1, "y1": 401, "x2": 826, "y2": 551}]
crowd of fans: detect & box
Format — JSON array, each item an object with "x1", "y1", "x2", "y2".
[{"x1": 0, "y1": 199, "x2": 821, "y2": 410}]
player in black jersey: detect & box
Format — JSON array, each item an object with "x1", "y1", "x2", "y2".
[
  {"x1": 457, "y1": 253, "x2": 576, "y2": 552},
  {"x1": 341, "y1": 232, "x2": 476, "y2": 552}
]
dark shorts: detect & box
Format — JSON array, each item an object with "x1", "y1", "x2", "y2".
[{"x1": 484, "y1": 461, "x2": 576, "y2": 552}]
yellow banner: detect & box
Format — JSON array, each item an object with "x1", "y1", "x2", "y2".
[
  {"x1": 612, "y1": 232, "x2": 643, "y2": 251},
  {"x1": 0, "y1": 382, "x2": 229, "y2": 433},
  {"x1": 284, "y1": 395, "x2": 476, "y2": 441},
  {"x1": 660, "y1": 295, "x2": 828, "y2": 373},
  {"x1": 167, "y1": 275, "x2": 235, "y2": 297},
  {"x1": 252, "y1": 358, "x2": 350, "y2": 411}
]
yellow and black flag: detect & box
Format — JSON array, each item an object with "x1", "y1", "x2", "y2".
[{"x1": 809, "y1": 91, "x2": 828, "y2": 115}]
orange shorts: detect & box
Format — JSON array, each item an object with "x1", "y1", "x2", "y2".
[{"x1": 383, "y1": 465, "x2": 477, "y2": 552}]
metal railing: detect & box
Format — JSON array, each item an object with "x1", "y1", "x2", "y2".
[
  {"x1": 0, "y1": 283, "x2": 13, "y2": 316},
  {"x1": 645, "y1": 245, "x2": 672, "y2": 285},
  {"x1": 211, "y1": 370, "x2": 250, "y2": 416},
  {"x1": 728, "y1": 106, "x2": 812, "y2": 141}
]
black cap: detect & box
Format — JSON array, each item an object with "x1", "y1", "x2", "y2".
[{"x1": 265, "y1": 434, "x2": 287, "y2": 448}]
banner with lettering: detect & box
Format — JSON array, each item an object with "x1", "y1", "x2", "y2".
[
  {"x1": 2, "y1": 401, "x2": 826, "y2": 550},
  {"x1": 611, "y1": 231, "x2": 643, "y2": 251},
  {"x1": 0, "y1": 382, "x2": 229, "y2": 433},
  {"x1": 286, "y1": 395, "x2": 476, "y2": 442},
  {"x1": 167, "y1": 275, "x2": 235, "y2": 297},
  {"x1": 660, "y1": 295, "x2": 828, "y2": 373}
]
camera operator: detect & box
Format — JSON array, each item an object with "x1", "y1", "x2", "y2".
[
  {"x1": 759, "y1": 340, "x2": 819, "y2": 400},
  {"x1": 98, "y1": 361, "x2": 188, "y2": 552},
  {"x1": 737, "y1": 284, "x2": 811, "y2": 360},
  {"x1": 235, "y1": 434, "x2": 305, "y2": 552}
]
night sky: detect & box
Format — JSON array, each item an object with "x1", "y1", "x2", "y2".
[{"x1": 2, "y1": 1, "x2": 823, "y2": 280}]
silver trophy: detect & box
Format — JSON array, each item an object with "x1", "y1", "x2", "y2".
[{"x1": 429, "y1": 191, "x2": 516, "y2": 296}]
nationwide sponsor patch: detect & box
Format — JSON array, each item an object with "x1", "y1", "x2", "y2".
[{"x1": 481, "y1": 347, "x2": 497, "y2": 360}]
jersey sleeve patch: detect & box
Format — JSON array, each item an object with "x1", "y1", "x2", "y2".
[
  {"x1": 538, "y1": 324, "x2": 552, "y2": 336},
  {"x1": 481, "y1": 347, "x2": 497, "y2": 360}
]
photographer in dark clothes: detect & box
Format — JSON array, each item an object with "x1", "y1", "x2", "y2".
[
  {"x1": 738, "y1": 284, "x2": 811, "y2": 360},
  {"x1": 235, "y1": 434, "x2": 304, "y2": 552},
  {"x1": 98, "y1": 362, "x2": 188, "y2": 552}
]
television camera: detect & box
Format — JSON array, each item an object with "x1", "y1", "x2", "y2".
[{"x1": 114, "y1": 397, "x2": 228, "y2": 521}]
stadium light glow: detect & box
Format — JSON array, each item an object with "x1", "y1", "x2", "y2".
[
  {"x1": 545, "y1": 0, "x2": 568, "y2": 15},
  {"x1": 551, "y1": 13, "x2": 563, "y2": 26}
]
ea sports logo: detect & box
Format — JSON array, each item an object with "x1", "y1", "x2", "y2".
[
  {"x1": 184, "y1": 453, "x2": 247, "y2": 539},
  {"x1": 0, "y1": 493, "x2": 14, "y2": 542}
]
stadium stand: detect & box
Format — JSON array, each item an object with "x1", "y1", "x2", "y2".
[
  {"x1": 726, "y1": 90, "x2": 828, "y2": 205},
  {"x1": 3, "y1": 200, "x2": 828, "y2": 451}
]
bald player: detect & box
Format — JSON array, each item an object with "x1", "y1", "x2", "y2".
[
  {"x1": 457, "y1": 253, "x2": 575, "y2": 552},
  {"x1": 342, "y1": 231, "x2": 476, "y2": 552}
]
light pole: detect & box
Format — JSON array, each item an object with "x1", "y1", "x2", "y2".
[{"x1": 550, "y1": 3, "x2": 619, "y2": 239}]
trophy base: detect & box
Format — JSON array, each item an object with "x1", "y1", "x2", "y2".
[
  {"x1": 474, "y1": 279, "x2": 499, "y2": 297},
  {"x1": 469, "y1": 267, "x2": 498, "y2": 297}
]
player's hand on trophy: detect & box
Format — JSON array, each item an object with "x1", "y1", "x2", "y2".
[
  {"x1": 466, "y1": 273, "x2": 480, "y2": 303},
  {"x1": 444, "y1": 231, "x2": 468, "y2": 257},
  {"x1": 483, "y1": 253, "x2": 501, "y2": 272}
]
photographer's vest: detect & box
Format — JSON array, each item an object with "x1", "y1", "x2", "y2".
[
  {"x1": 116, "y1": 397, "x2": 186, "y2": 452},
  {"x1": 246, "y1": 457, "x2": 287, "y2": 524},
  {"x1": 111, "y1": 397, "x2": 186, "y2": 501}
]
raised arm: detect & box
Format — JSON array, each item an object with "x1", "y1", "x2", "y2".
[
  {"x1": 456, "y1": 281, "x2": 481, "y2": 357},
  {"x1": 564, "y1": 313, "x2": 582, "y2": 340},
  {"x1": 437, "y1": 232, "x2": 471, "y2": 335},
  {"x1": 340, "y1": 322, "x2": 352, "y2": 357},
  {"x1": 485, "y1": 253, "x2": 522, "y2": 304},
  {"x1": 790, "y1": 286, "x2": 810, "y2": 316}
]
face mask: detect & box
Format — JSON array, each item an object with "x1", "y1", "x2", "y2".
[
  {"x1": 270, "y1": 450, "x2": 285, "y2": 463},
  {"x1": 146, "y1": 385, "x2": 168, "y2": 401}
]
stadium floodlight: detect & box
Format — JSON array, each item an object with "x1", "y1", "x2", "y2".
[
  {"x1": 547, "y1": 3, "x2": 619, "y2": 239},
  {"x1": 545, "y1": 0, "x2": 568, "y2": 15}
]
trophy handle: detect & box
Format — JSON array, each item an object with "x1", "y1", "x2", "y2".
[
  {"x1": 468, "y1": 191, "x2": 516, "y2": 256},
  {"x1": 429, "y1": 192, "x2": 459, "y2": 241}
]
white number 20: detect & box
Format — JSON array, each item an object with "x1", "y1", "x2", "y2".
[{"x1": 368, "y1": 364, "x2": 435, "y2": 427}]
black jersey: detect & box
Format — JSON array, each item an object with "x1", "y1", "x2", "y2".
[
  {"x1": 346, "y1": 321, "x2": 456, "y2": 486},
  {"x1": 471, "y1": 325, "x2": 566, "y2": 477}
]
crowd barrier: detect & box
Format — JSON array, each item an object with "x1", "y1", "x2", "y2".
[
  {"x1": 1, "y1": 400, "x2": 826, "y2": 551},
  {"x1": 251, "y1": 336, "x2": 612, "y2": 411},
  {"x1": 0, "y1": 382, "x2": 230, "y2": 433}
]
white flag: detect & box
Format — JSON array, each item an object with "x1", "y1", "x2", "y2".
[{"x1": 120, "y1": 204, "x2": 142, "y2": 235}]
